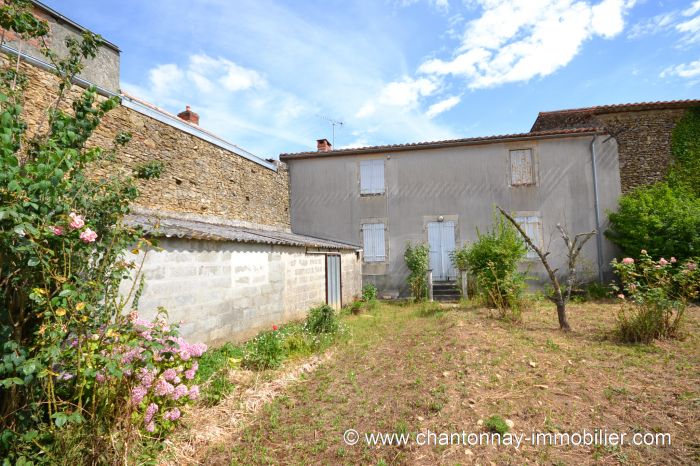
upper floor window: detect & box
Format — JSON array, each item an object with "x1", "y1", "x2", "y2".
[
  {"x1": 362, "y1": 223, "x2": 386, "y2": 262},
  {"x1": 509, "y1": 149, "x2": 535, "y2": 186},
  {"x1": 360, "y1": 159, "x2": 385, "y2": 195},
  {"x1": 514, "y1": 215, "x2": 542, "y2": 259}
]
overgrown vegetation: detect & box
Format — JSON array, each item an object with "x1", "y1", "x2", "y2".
[
  {"x1": 611, "y1": 251, "x2": 699, "y2": 343},
  {"x1": 0, "y1": 2, "x2": 198, "y2": 462},
  {"x1": 607, "y1": 107, "x2": 700, "y2": 261},
  {"x1": 606, "y1": 183, "x2": 700, "y2": 260},
  {"x1": 458, "y1": 214, "x2": 527, "y2": 322},
  {"x1": 403, "y1": 242, "x2": 430, "y2": 301},
  {"x1": 242, "y1": 327, "x2": 286, "y2": 370}
]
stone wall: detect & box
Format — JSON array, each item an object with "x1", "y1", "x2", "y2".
[
  {"x1": 596, "y1": 109, "x2": 687, "y2": 193},
  {"x1": 1, "y1": 2, "x2": 120, "y2": 92},
  {"x1": 125, "y1": 240, "x2": 362, "y2": 345},
  {"x1": 10, "y1": 57, "x2": 291, "y2": 229}
]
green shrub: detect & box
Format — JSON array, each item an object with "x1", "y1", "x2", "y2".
[
  {"x1": 404, "y1": 242, "x2": 430, "y2": 301},
  {"x1": 606, "y1": 182, "x2": 700, "y2": 261},
  {"x1": 484, "y1": 415, "x2": 510, "y2": 435},
  {"x1": 305, "y1": 304, "x2": 340, "y2": 334},
  {"x1": 362, "y1": 283, "x2": 378, "y2": 302},
  {"x1": 611, "y1": 252, "x2": 699, "y2": 343},
  {"x1": 242, "y1": 327, "x2": 285, "y2": 370},
  {"x1": 462, "y1": 214, "x2": 528, "y2": 320}
]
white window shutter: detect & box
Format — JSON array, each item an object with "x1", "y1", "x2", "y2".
[
  {"x1": 510, "y1": 149, "x2": 533, "y2": 185},
  {"x1": 362, "y1": 223, "x2": 385, "y2": 262},
  {"x1": 360, "y1": 159, "x2": 384, "y2": 194}
]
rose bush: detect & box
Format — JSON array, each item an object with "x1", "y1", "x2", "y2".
[{"x1": 611, "y1": 250, "x2": 699, "y2": 343}]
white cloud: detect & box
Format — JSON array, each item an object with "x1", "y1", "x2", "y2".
[
  {"x1": 417, "y1": 0, "x2": 636, "y2": 89},
  {"x1": 628, "y1": 12, "x2": 677, "y2": 39},
  {"x1": 148, "y1": 64, "x2": 184, "y2": 96},
  {"x1": 425, "y1": 95, "x2": 461, "y2": 118},
  {"x1": 661, "y1": 59, "x2": 700, "y2": 79},
  {"x1": 188, "y1": 54, "x2": 267, "y2": 92},
  {"x1": 356, "y1": 77, "x2": 439, "y2": 117}
]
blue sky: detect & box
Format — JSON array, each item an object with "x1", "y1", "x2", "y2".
[{"x1": 46, "y1": 0, "x2": 699, "y2": 158}]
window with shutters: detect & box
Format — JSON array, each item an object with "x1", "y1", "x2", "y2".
[
  {"x1": 360, "y1": 159, "x2": 385, "y2": 195},
  {"x1": 509, "y1": 149, "x2": 535, "y2": 186},
  {"x1": 514, "y1": 215, "x2": 542, "y2": 259},
  {"x1": 362, "y1": 223, "x2": 386, "y2": 262}
]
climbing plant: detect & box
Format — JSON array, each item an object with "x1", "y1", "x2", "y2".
[{"x1": 668, "y1": 106, "x2": 700, "y2": 196}]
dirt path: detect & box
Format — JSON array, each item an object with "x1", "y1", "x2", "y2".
[{"x1": 170, "y1": 303, "x2": 700, "y2": 465}]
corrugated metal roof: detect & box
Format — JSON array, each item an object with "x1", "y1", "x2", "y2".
[
  {"x1": 125, "y1": 213, "x2": 360, "y2": 250},
  {"x1": 279, "y1": 127, "x2": 601, "y2": 159}
]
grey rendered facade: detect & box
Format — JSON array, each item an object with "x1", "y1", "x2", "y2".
[{"x1": 282, "y1": 130, "x2": 622, "y2": 298}]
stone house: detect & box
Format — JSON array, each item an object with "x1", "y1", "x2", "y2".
[
  {"x1": 2, "y1": 1, "x2": 362, "y2": 345},
  {"x1": 281, "y1": 99, "x2": 699, "y2": 299}
]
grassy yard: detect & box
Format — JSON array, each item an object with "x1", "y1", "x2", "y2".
[{"x1": 166, "y1": 301, "x2": 700, "y2": 465}]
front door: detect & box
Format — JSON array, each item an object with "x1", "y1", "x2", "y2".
[
  {"x1": 325, "y1": 255, "x2": 342, "y2": 310},
  {"x1": 427, "y1": 221, "x2": 456, "y2": 281}
]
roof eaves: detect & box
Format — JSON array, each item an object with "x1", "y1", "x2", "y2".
[{"x1": 280, "y1": 127, "x2": 602, "y2": 160}]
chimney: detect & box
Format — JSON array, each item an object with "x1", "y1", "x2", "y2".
[
  {"x1": 317, "y1": 138, "x2": 332, "y2": 152},
  {"x1": 177, "y1": 105, "x2": 199, "y2": 125}
]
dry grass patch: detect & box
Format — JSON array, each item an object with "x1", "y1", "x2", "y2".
[{"x1": 166, "y1": 301, "x2": 700, "y2": 465}]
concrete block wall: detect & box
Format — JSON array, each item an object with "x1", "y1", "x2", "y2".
[{"x1": 123, "y1": 238, "x2": 361, "y2": 346}]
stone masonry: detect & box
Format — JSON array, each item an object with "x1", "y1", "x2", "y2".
[{"x1": 11, "y1": 58, "x2": 291, "y2": 229}]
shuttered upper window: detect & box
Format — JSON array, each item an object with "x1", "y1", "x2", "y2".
[
  {"x1": 514, "y1": 215, "x2": 542, "y2": 259},
  {"x1": 360, "y1": 159, "x2": 385, "y2": 195},
  {"x1": 510, "y1": 149, "x2": 535, "y2": 186},
  {"x1": 362, "y1": 223, "x2": 386, "y2": 262}
]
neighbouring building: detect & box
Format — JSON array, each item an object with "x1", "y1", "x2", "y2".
[
  {"x1": 2, "y1": 1, "x2": 362, "y2": 345},
  {"x1": 531, "y1": 100, "x2": 700, "y2": 193}
]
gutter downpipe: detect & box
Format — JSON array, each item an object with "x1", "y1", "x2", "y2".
[{"x1": 590, "y1": 136, "x2": 604, "y2": 283}]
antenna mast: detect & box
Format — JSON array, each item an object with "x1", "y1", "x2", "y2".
[{"x1": 320, "y1": 115, "x2": 344, "y2": 147}]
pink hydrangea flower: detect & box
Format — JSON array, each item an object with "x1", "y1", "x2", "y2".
[
  {"x1": 659, "y1": 258, "x2": 668, "y2": 266},
  {"x1": 131, "y1": 385, "x2": 148, "y2": 404},
  {"x1": 144, "y1": 402, "x2": 159, "y2": 423},
  {"x1": 617, "y1": 294, "x2": 625, "y2": 300},
  {"x1": 184, "y1": 362, "x2": 198, "y2": 380},
  {"x1": 622, "y1": 257, "x2": 634, "y2": 265},
  {"x1": 688, "y1": 262, "x2": 697, "y2": 271},
  {"x1": 51, "y1": 226, "x2": 64, "y2": 235},
  {"x1": 69, "y1": 212, "x2": 85, "y2": 229},
  {"x1": 162, "y1": 368, "x2": 177, "y2": 381},
  {"x1": 155, "y1": 379, "x2": 175, "y2": 396},
  {"x1": 172, "y1": 384, "x2": 189, "y2": 400},
  {"x1": 188, "y1": 385, "x2": 200, "y2": 400},
  {"x1": 146, "y1": 421, "x2": 156, "y2": 432},
  {"x1": 96, "y1": 372, "x2": 106, "y2": 383},
  {"x1": 163, "y1": 408, "x2": 181, "y2": 421},
  {"x1": 80, "y1": 228, "x2": 98, "y2": 243},
  {"x1": 670, "y1": 257, "x2": 677, "y2": 263}
]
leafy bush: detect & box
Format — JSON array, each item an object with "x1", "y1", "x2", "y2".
[
  {"x1": 450, "y1": 244, "x2": 470, "y2": 272},
  {"x1": 242, "y1": 326, "x2": 285, "y2": 370},
  {"x1": 462, "y1": 214, "x2": 527, "y2": 320},
  {"x1": 0, "y1": 4, "x2": 194, "y2": 462},
  {"x1": 305, "y1": 304, "x2": 340, "y2": 334},
  {"x1": 611, "y1": 252, "x2": 699, "y2": 343},
  {"x1": 362, "y1": 283, "x2": 378, "y2": 302},
  {"x1": 606, "y1": 182, "x2": 700, "y2": 261},
  {"x1": 404, "y1": 242, "x2": 430, "y2": 301}
]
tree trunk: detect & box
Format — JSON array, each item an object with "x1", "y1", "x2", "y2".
[{"x1": 556, "y1": 301, "x2": 571, "y2": 331}]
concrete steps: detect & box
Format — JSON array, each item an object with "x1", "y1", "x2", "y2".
[{"x1": 433, "y1": 280, "x2": 460, "y2": 302}]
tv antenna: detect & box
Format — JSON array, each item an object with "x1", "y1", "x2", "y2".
[{"x1": 319, "y1": 115, "x2": 344, "y2": 147}]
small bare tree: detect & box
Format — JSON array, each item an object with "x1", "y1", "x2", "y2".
[{"x1": 497, "y1": 206, "x2": 596, "y2": 331}]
